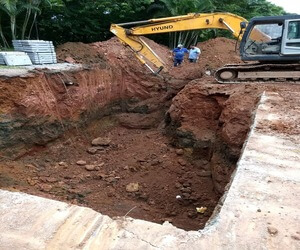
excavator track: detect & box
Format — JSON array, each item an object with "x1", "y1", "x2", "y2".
[{"x1": 215, "y1": 63, "x2": 300, "y2": 84}]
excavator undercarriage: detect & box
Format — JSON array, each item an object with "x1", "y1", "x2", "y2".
[{"x1": 215, "y1": 63, "x2": 300, "y2": 84}]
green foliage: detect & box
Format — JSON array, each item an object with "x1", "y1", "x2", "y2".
[
  {"x1": 0, "y1": 0, "x2": 288, "y2": 48},
  {"x1": 147, "y1": 0, "x2": 285, "y2": 48},
  {"x1": 37, "y1": 0, "x2": 154, "y2": 44}
]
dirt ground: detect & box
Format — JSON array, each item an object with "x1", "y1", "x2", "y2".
[
  {"x1": 1, "y1": 115, "x2": 221, "y2": 231},
  {"x1": 1, "y1": 36, "x2": 300, "y2": 231}
]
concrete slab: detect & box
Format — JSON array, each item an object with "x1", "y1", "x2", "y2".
[
  {"x1": 1, "y1": 52, "x2": 32, "y2": 66},
  {"x1": 0, "y1": 63, "x2": 83, "y2": 78},
  {"x1": 0, "y1": 91, "x2": 299, "y2": 249}
]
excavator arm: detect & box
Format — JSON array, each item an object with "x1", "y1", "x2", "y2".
[{"x1": 110, "y1": 12, "x2": 248, "y2": 73}]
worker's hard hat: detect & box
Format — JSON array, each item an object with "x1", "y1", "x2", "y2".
[{"x1": 177, "y1": 44, "x2": 183, "y2": 47}]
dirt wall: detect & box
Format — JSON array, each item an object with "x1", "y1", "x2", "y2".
[
  {"x1": 0, "y1": 64, "x2": 169, "y2": 157},
  {"x1": 166, "y1": 82, "x2": 261, "y2": 193}
]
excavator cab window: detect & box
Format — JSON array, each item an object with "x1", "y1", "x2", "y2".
[
  {"x1": 244, "y1": 22, "x2": 283, "y2": 56},
  {"x1": 281, "y1": 19, "x2": 300, "y2": 55},
  {"x1": 287, "y1": 21, "x2": 300, "y2": 39}
]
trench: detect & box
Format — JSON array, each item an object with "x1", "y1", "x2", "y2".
[{"x1": 0, "y1": 68, "x2": 257, "y2": 231}]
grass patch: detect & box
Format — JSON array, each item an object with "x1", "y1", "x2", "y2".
[{"x1": 0, "y1": 65, "x2": 22, "y2": 69}]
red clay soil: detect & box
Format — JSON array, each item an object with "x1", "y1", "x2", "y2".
[
  {"x1": 56, "y1": 42, "x2": 106, "y2": 65},
  {"x1": 167, "y1": 81, "x2": 300, "y2": 194},
  {"x1": 1, "y1": 36, "x2": 300, "y2": 232},
  {"x1": 57, "y1": 37, "x2": 242, "y2": 80},
  {"x1": 1, "y1": 117, "x2": 219, "y2": 231}
]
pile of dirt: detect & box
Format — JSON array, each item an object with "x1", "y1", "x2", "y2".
[
  {"x1": 56, "y1": 42, "x2": 105, "y2": 64},
  {"x1": 198, "y1": 37, "x2": 242, "y2": 69},
  {"x1": 56, "y1": 36, "x2": 242, "y2": 81}
]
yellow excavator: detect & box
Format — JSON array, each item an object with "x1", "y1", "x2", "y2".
[{"x1": 110, "y1": 12, "x2": 300, "y2": 83}]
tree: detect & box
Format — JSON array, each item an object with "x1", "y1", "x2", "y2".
[
  {"x1": 0, "y1": 0, "x2": 22, "y2": 40},
  {"x1": 0, "y1": 0, "x2": 57, "y2": 47},
  {"x1": 21, "y1": 0, "x2": 53, "y2": 39},
  {"x1": 0, "y1": 0, "x2": 286, "y2": 48},
  {"x1": 146, "y1": 0, "x2": 285, "y2": 48},
  {"x1": 147, "y1": 0, "x2": 215, "y2": 48},
  {"x1": 37, "y1": 0, "x2": 154, "y2": 44}
]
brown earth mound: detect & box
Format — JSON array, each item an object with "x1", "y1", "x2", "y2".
[
  {"x1": 56, "y1": 37, "x2": 242, "y2": 80},
  {"x1": 56, "y1": 42, "x2": 105, "y2": 64}
]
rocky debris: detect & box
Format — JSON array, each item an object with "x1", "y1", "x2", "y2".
[
  {"x1": 267, "y1": 226, "x2": 278, "y2": 236},
  {"x1": 27, "y1": 177, "x2": 39, "y2": 186},
  {"x1": 291, "y1": 235, "x2": 300, "y2": 241},
  {"x1": 85, "y1": 165, "x2": 97, "y2": 171},
  {"x1": 116, "y1": 112, "x2": 164, "y2": 129},
  {"x1": 45, "y1": 177, "x2": 58, "y2": 183},
  {"x1": 126, "y1": 183, "x2": 140, "y2": 192},
  {"x1": 91, "y1": 137, "x2": 111, "y2": 146},
  {"x1": 38, "y1": 184, "x2": 53, "y2": 192},
  {"x1": 196, "y1": 207, "x2": 207, "y2": 214},
  {"x1": 178, "y1": 158, "x2": 186, "y2": 166},
  {"x1": 58, "y1": 161, "x2": 68, "y2": 167},
  {"x1": 87, "y1": 147, "x2": 98, "y2": 154},
  {"x1": 181, "y1": 187, "x2": 192, "y2": 194},
  {"x1": 87, "y1": 146, "x2": 106, "y2": 154},
  {"x1": 105, "y1": 176, "x2": 119, "y2": 184},
  {"x1": 64, "y1": 56, "x2": 76, "y2": 64},
  {"x1": 175, "y1": 148, "x2": 184, "y2": 155},
  {"x1": 76, "y1": 160, "x2": 87, "y2": 166}
]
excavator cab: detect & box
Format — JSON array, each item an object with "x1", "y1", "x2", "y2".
[{"x1": 240, "y1": 15, "x2": 300, "y2": 62}]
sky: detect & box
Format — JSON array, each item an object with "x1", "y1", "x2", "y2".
[{"x1": 268, "y1": 0, "x2": 300, "y2": 14}]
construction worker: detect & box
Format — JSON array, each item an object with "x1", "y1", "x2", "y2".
[
  {"x1": 172, "y1": 44, "x2": 188, "y2": 67},
  {"x1": 188, "y1": 45, "x2": 201, "y2": 63}
]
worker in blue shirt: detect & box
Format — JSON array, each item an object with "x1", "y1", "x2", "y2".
[
  {"x1": 188, "y1": 45, "x2": 201, "y2": 63},
  {"x1": 172, "y1": 44, "x2": 189, "y2": 67}
]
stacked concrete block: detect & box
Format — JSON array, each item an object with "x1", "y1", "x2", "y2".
[
  {"x1": 13, "y1": 40, "x2": 57, "y2": 64},
  {"x1": 0, "y1": 54, "x2": 5, "y2": 64},
  {"x1": 0, "y1": 52, "x2": 32, "y2": 66}
]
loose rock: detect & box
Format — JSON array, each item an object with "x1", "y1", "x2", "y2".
[
  {"x1": 198, "y1": 171, "x2": 212, "y2": 177},
  {"x1": 175, "y1": 149, "x2": 184, "y2": 155},
  {"x1": 76, "y1": 160, "x2": 87, "y2": 166},
  {"x1": 178, "y1": 158, "x2": 186, "y2": 166},
  {"x1": 267, "y1": 226, "x2": 278, "y2": 236},
  {"x1": 196, "y1": 207, "x2": 207, "y2": 214},
  {"x1": 64, "y1": 56, "x2": 76, "y2": 64},
  {"x1": 39, "y1": 184, "x2": 53, "y2": 192},
  {"x1": 85, "y1": 165, "x2": 96, "y2": 171},
  {"x1": 91, "y1": 137, "x2": 111, "y2": 146},
  {"x1": 58, "y1": 161, "x2": 68, "y2": 167},
  {"x1": 87, "y1": 147, "x2": 98, "y2": 154},
  {"x1": 126, "y1": 183, "x2": 139, "y2": 192}
]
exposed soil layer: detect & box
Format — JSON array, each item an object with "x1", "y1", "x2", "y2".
[
  {"x1": 57, "y1": 37, "x2": 242, "y2": 80},
  {"x1": 1, "y1": 36, "x2": 300, "y2": 231},
  {"x1": 1, "y1": 118, "x2": 220, "y2": 231},
  {"x1": 56, "y1": 42, "x2": 106, "y2": 65}
]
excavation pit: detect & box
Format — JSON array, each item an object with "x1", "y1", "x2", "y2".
[
  {"x1": 0, "y1": 113, "x2": 237, "y2": 231},
  {"x1": 1, "y1": 37, "x2": 300, "y2": 243}
]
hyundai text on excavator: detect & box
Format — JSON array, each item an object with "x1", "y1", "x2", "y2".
[{"x1": 110, "y1": 12, "x2": 300, "y2": 83}]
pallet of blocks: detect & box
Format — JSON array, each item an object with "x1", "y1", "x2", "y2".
[{"x1": 13, "y1": 40, "x2": 57, "y2": 64}]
